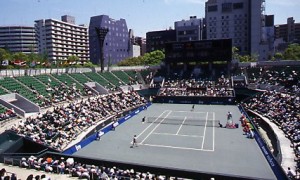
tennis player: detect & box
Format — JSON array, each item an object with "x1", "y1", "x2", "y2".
[{"x1": 131, "y1": 135, "x2": 138, "y2": 148}]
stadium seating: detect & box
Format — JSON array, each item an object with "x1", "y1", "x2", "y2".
[
  {"x1": 35, "y1": 74, "x2": 61, "y2": 87},
  {"x1": 98, "y1": 72, "x2": 124, "y2": 86},
  {"x1": 0, "y1": 77, "x2": 42, "y2": 105},
  {"x1": 51, "y1": 74, "x2": 84, "y2": 93},
  {"x1": 111, "y1": 70, "x2": 135, "y2": 85},
  {"x1": 15, "y1": 76, "x2": 49, "y2": 99},
  {"x1": 83, "y1": 72, "x2": 114, "y2": 90},
  {"x1": 68, "y1": 73, "x2": 91, "y2": 84},
  {"x1": 0, "y1": 87, "x2": 8, "y2": 96},
  {"x1": 10, "y1": 91, "x2": 147, "y2": 151}
]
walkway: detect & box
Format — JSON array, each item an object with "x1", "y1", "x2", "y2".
[{"x1": 250, "y1": 110, "x2": 296, "y2": 173}]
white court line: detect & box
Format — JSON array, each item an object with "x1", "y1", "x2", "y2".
[
  {"x1": 136, "y1": 110, "x2": 168, "y2": 139},
  {"x1": 212, "y1": 112, "x2": 215, "y2": 151},
  {"x1": 152, "y1": 132, "x2": 203, "y2": 138},
  {"x1": 140, "y1": 110, "x2": 172, "y2": 144},
  {"x1": 176, "y1": 116, "x2": 187, "y2": 135},
  {"x1": 141, "y1": 143, "x2": 205, "y2": 151},
  {"x1": 167, "y1": 115, "x2": 206, "y2": 119},
  {"x1": 201, "y1": 112, "x2": 209, "y2": 149},
  {"x1": 172, "y1": 111, "x2": 207, "y2": 113}
]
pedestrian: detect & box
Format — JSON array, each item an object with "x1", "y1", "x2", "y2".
[
  {"x1": 191, "y1": 104, "x2": 195, "y2": 111},
  {"x1": 142, "y1": 116, "x2": 145, "y2": 123}
]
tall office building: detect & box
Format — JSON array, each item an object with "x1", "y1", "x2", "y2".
[
  {"x1": 89, "y1": 15, "x2": 130, "y2": 65},
  {"x1": 175, "y1": 16, "x2": 205, "y2": 42},
  {"x1": 134, "y1": 36, "x2": 147, "y2": 56},
  {"x1": 35, "y1": 15, "x2": 89, "y2": 62},
  {"x1": 128, "y1": 29, "x2": 141, "y2": 58},
  {"x1": 275, "y1": 17, "x2": 300, "y2": 43},
  {"x1": 205, "y1": 0, "x2": 268, "y2": 61},
  {"x1": 0, "y1": 26, "x2": 37, "y2": 54}
]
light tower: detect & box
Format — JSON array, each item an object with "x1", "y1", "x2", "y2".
[{"x1": 95, "y1": 27, "x2": 109, "y2": 72}]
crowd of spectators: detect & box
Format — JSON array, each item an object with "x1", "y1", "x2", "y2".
[
  {"x1": 246, "y1": 66, "x2": 300, "y2": 94},
  {"x1": 231, "y1": 65, "x2": 300, "y2": 179},
  {"x1": 243, "y1": 90, "x2": 300, "y2": 178},
  {"x1": 10, "y1": 91, "x2": 147, "y2": 151},
  {"x1": 33, "y1": 83, "x2": 85, "y2": 108},
  {"x1": 158, "y1": 76, "x2": 234, "y2": 97},
  {"x1": 0, "y1": 166, "x2": 54, "y2": 180},
  {"x1": 17, "y1": 155, "x2": 176, "y2": 180},
  {"x1": 0, "y1": 107, "x2": 16, "y2": 121},
  {"x1": 0, "y1": 168, "x2": 18, "y2": 180}
]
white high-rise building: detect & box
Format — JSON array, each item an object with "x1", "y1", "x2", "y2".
[
  {"x1": 205, "y1": 0, "x2": 268, "y2": 61},
  {"x1": 35, "y1": 15, "x2": 89, "y2": 61}
]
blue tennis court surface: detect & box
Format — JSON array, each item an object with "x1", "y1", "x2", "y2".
[{"x1": 74, "y1": 103, "x2": 276, "y2": 180}]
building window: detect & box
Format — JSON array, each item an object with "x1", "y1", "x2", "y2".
[
  {"x1": 233, "y1": 2, "x2": 244, "y2": 9},
  {"x1": 222, "y1": 3, "x2": 232, "y2": 12},
  {"x1": 208, "y1": 5, "x2": 218, "y2": 12}
]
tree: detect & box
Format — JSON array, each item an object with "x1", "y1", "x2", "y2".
[
  {"x1": 231, "y1": 47, "x2": 258, "y2": 62},
  {"x1": 143, "y1": 50, "x2": 165, "y2": 65},
  {"x1": 0, "y1": 48, "x2": 11, "y2": 62},
  {"x1": 238, "y1": 54, "x2": 258, "y2": 62},
  {"x1": 12, "y1": 52, "x2": 29, "y2": 62},
  {"x1": 232, "y1": 47, "x2": 239, "y2": 61},
  {"x1": 117, "y1": 50, "x2": 165, "y2": 66},
  {"x1": 283, "y1": 43, "x2": 300, "y2": 60},
  {"x1": 118, "y1": 56, "x2": 144, "y2": 66},
  {"x1": 274, "y1": 52, "x2": 283, "y2": 61}
]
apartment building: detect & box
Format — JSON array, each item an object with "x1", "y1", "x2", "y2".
[
  {"x1": 35, "y1": 15, "x2": 89, "y2": 62},
  {"x1": 0, "y1": 26, "x2": 37, "y2": 54}
]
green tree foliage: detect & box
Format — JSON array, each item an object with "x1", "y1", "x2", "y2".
[
  {"x1": 68, "y1": 55, "x2": 80, "y2": 62},
  {"x1": 0, "y1": 48, "x2": 11, "y2": 61},
  {"x1": 232, "y1": 47, "x2": 239, "y2": 61},
  {"x1": 118, "y1": 50, "x2": 165, "y2": 66},
  {"x1": 83, "y1": 61, "x2": 97, "y2": 68},
  {"x1": 274, "y1": 52, "x2": 284, "y2": 61},
  {"x1": 12, "y1": 52, "x2": 29, "y2": 61},
  {"x1": 232, "y1": 47, "x2": 258, "y2": 62},
  {"x1": 283, "y1": 43, "x2": 300, "y2": 60},
  {"x1": 144, "y1": 50, "x2": 165, "y2": 65},
  {"x1": 118, "y1": 56, "x2": 144, "y2": 66}
]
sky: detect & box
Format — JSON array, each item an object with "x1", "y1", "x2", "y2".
[{"x1": 0, "y1": 0, "x2": 300, "y2": 37}]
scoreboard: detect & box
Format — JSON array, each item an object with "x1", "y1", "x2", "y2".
[{"x1": 165, "y1": 39, "x2": 232, "y2": 63}]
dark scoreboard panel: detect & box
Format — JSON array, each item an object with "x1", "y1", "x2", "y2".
[{"x1": 165, "y1": 39, "x2": 232, "y2": 63}]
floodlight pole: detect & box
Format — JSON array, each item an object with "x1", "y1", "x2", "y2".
[{"x1": 95, "y1": 27, "x2": 109, "y2": 73}]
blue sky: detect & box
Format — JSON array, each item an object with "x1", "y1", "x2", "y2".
[{"x1": 0, "y1": 0, "x2": 300, "y2": 37}]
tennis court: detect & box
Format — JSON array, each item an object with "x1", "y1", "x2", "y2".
[
  {"x1": 74, "y1": 103, "x2": 276, "y2": 180},
  {"x1": 137, "y1": 110, "x2": 217, "y2": 151}
]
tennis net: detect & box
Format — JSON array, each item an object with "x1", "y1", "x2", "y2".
[{"x1": 146, "y1": 117, "x2": 220, "y2": 127}]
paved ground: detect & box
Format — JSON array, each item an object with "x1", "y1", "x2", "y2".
[{"x1": 74, "y1": 103, "x2": 276, "y2": 180}]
